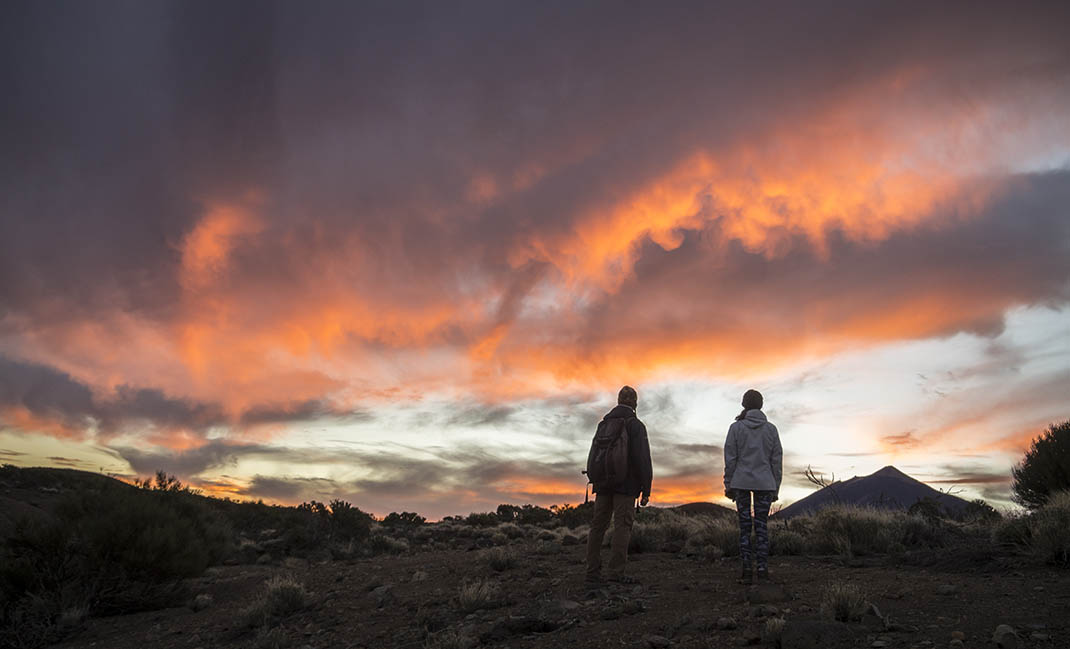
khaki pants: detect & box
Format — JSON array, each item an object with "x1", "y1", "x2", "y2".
[{"x1": 585, "y1": 491, "x2": 636, "y2": 579}]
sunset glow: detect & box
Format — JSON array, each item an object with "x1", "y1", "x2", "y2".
[{"x1": 1, "y1": 2, "x2": 1068, "y2": 518}]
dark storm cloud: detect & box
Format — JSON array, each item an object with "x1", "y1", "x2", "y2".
[
  {"x1": 239, "y1": 400, "x2": 373, "y2": 426},
  {"x1": 1, "y1": 0, "x2": 1069, "y2": 493},
  {"x1": 240, "y1": 475, "x2": 336, "y2": 503},
  {"x1": 2, "y1": 0, "x2": 1067, "y2": 327},
  {"x1": 0, "y1": 355, "x2": 361, "y2": 440},
  {"x1": 0, "y1": 356, "x2": 96, "y2": 432}
]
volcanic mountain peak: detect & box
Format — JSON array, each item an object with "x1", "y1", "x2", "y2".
[{"x1": 777, "y1": 464, "x2": 970, "y2": 518}]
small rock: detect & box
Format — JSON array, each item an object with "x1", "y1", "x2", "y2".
[
  {"x1": 631, "y1": 585, "x2": 644, "y2": 597},
  {"x1": 951, "y1": 631, "x2": 965, "y2": 640},
  {"x1": 752, "y1": 604, "x2": 779, "y2": 617},
  {"x1": 871, "y1": 642, "x2": 889, "y2": 648},
  {"x1": 935, "y1": 584, "x2": 957, "y2": 595},
  {"x1": 412, "y1": 570, "x2": 429, "y2": 582},
  {"x1": 992, "y1": 624, "x2": 1019, "y2": 649},
  {"x1": 558, "y1": 599, "x2": 580, "y2": 611},
  {"x1": 716, "y1": 616, "x2": 738, "y2": 630},
  {"x1": 369, "y1": 584, "x2": 394, "y2": 608},
  {"x1": 1033, "y1": 586, "x2": 1044, "y2": 592},
  {"x1": 189, "y1": 594, "x2": 213, "y2": 612},
  {"x1": 1030, "y1": 632, "x2": 1050, "y2": 641},
  {"x1": 644, "y1": 635, "x2": 671, "y2": 649},
  {"x1": 950, "y1": 641, "x2": 964, "y2": 648},
  {"x1": 256, "y1": 553, "x2": 273, "y2": 565}
]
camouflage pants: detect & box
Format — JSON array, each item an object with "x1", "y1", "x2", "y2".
[{"x1": 735, "y1": 490, "x2": 773, "y2": 570}]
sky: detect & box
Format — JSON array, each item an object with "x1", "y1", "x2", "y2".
[{"x1": 1, "y1": 1, "x2": 1069, "y2": 519}]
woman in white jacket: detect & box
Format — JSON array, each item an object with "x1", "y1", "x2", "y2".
[{"x1": 723, "y1": 389, "x2": 783, "y2": 584}]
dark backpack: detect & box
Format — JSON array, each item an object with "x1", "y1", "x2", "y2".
[{"x1": 586, "y1": 417, "x2": 631, "y2": 491}]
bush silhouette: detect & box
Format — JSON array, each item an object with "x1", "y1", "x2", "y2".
[
  {"x1": 1012, "y1": 420, "x2": 1070, "y2": 510},
  {"x1": 382, "y1": 511, "x2": 426, "y2": 528},
  {"x1": 0, "y1": 480, "x2": 230, "y2": 647}
]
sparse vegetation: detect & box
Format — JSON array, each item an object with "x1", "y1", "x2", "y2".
[
  {"x1": 424, "y1": 627, "x2": 475, "y2": 649},
  {"x1": 995, "y1": 489, "x2": 1070, "y2": 565},
  {"x1": 242, "y1": 575, "x2": 309, "y2": 629},
  {"x1": 762, "y1": 617, "x2": 786, "y2": 645},
  {"x1": 484, "y1": 546, "x2": 517, "y2": 572},
  {"x1": 821, "y1": 582, "x2": 868, "y2": 622},
  {"x1": 456, "y1": 579, "x2": 501, "y2": 613},
  {"x1": 1026, "y1": 490, "x2": 1070, "y2": 565},
  {"x1": 0, "y1": 471, "x2": 231, "y2": 647}
]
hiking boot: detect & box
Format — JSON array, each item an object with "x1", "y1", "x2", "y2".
[
  {"x1": 740, "y1": 566, "x2": 753, "y2": 585},
  {"x1": 756, "y1": 567, "x2": 769, "y2": 582}
]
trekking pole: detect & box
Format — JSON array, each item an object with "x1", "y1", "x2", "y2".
[{"x1": 581, "y1": 470, "x2": 590, "y2": 504}]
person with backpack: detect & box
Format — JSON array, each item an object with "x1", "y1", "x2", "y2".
[
  {"x1": 723, "y1": 389, "x2": 783, "y2": 584},
  {"x1": 584, "y1": 385, "x2": 653, "y2": 586}
]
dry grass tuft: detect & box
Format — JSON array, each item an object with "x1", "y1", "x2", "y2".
[
  {"x1": 484, "y1": 546, "x2": 517, "y2": 572},
  {"x1": 242, "y1": 574, "x2": 309, "y2": 628},
  {"x1": 820, "y1": 581, "x2": 868, "y2": 622},
  {"x1": 456, "y1": 579, "x2": 501, "y2": 614},
  {"x1": 762, "y1": 617, "x2": 786, "y2": 645}
]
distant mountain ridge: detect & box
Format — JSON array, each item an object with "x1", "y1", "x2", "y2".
[
  {"x1": 776, "y1": 465, "x2": 971, "y2": 518},
  {"x1": 672, "y1": 501, "x2": 734, "y2": 518}
]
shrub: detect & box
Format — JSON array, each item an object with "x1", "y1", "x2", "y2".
[
  {"x1": 495, "y1": 503, "x2": 566, "y2": 527},
  {"x1": 655, "y1": 512, "x2": 700, "y2": 549},
  {"x1": 495, "y1": 523, "x2": 525, "y2": 539},
  {"x1": 456, "y1": 579, "x2": 500, "y2": 613},
  {"x1": 551, "y1": 502, "x2": 595, "y2": 529},
  {"x1": 0, "y1": 481, "x2": 231, "y2": 645},
  {"x1": 327, "y1": 500, "x2": 375, "y2": 542},
  {"x1": 484, "y1": 547, "x2": 517, "y2": 572},
  {"x1": 820, "y1": 582, "x2": 867, "y2": 622},
  {"x1": 992, "y1": 514, "x2": 1032, "y2": 548},
  {"x1": 1012, "y1": 420, "x2": 1070, "y2": 510},
  {"x1": 382, "y1": 511, "x2": 427, "y2": 528},
  {"x1": 628, "y1": 522, "x2": 663, "y2": 554},
  {"x1": 694, "y1": 516, "x2": 739, "y2": 557},
  {"x1": 771, "y1": 530, "x2": 806, "y2": 556},
  {"x1": 242, "y1": 575, "x2": 308, "y2": 629},
  {"x1": 368, "y1": 534, "x2": 409, "y2": 555},
  {"x1": 961, "y1": 499, "x2": 1001, "y2": 523},
  {"x1": 464, "y1": 512, "x2": 500, "y2": 528},
  {"x1": 1025, "y1": 490, "x2": 1070, "y2": 565}
]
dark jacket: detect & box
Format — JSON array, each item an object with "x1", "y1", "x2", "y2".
[{"x1": 592, "y1": 404, "x2": 653, "y2": 499}]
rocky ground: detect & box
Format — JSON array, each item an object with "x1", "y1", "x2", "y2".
[{"x1": 51, "y1": 540, "x2": 1069, "y2": 649}]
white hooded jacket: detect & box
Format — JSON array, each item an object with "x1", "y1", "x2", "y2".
[{"x1": 723, "y1": 409, "x2": 783, "y2": 494}]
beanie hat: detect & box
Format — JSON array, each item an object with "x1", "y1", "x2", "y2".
[{"x1": 618, "y1": 385, "x2": 638, "y2": 409}]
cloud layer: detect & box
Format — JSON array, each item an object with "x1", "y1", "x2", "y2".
[{"x1": 1, "y1": 1, "x2": 1068, "y2": 515}]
